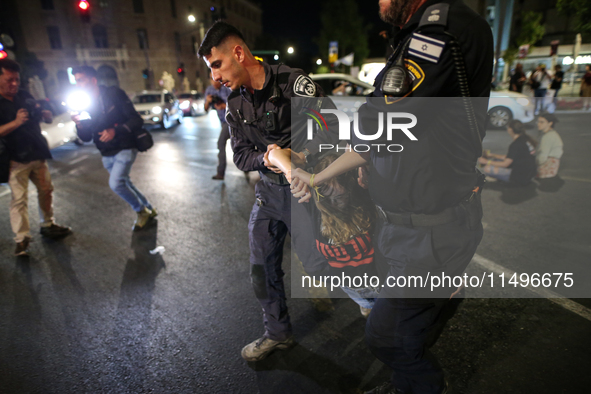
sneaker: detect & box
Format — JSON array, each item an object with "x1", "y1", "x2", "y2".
[
  {"x1": 14, "y1": 238, "x2": 30, "y2": 256},
  {"x1": 133, "y1": 207, "x2": 154, "y2": 231},
  {"x1": 40, "y1": 223, "x2": 72, "y2": 238},
  {"x1": 212, "y1": 174, "x2": 224, "y2": 180},
  {"x1": 241, "y1": 336, "x2": 295, "y2": 362},
  {"x1": 360, "y1": 306, "x2": 372, "y2": 318},
  {"x1": 364, "y1": 382, "x2": 404, "y2": 394}
]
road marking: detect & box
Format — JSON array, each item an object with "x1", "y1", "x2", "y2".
[
  {"x1": 472, "y1": 254, "x2": 591, "y2": 322},
  {"x1": 67, "y1": 155, "x2": 90, "y2": 166},
  {"x1": 188, "y1": 161, "x2": 214, "y2": 169},
  {"x1": 183, "y1": 136, "x2": 198, "y2": 140},
  {"x1": 561, "y1": 175, "x2": 591, "y2": 183}
]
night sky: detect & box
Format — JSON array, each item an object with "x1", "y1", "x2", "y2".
[{"x1": 256, "y1": 0, "x2": 390, "y2": 67}]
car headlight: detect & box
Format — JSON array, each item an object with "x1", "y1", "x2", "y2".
[
  {"x1": 179, "y1": 101, "x2": 190, "y2": 109},
  {"x1": 152, "y1": 106, "x2": 162, "y2": 114},
  {"x1": 516, "y1": 98, "x2": 530, "y2": 107}
]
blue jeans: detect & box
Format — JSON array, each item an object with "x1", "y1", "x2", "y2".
[
  {"x1": 102, "y1": 149, "x2": 152, "y2": 212},
  {"x1": 341, "y1": 286, "x2": 379, "y2": 309},
  {"x1": 534, "y1": 88, "x2": 547, "y2": 113}
]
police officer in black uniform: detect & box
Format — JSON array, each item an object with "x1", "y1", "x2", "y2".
[
  {"x1": 198, "y1": 22, "x2": 337, "y2": 362},
  {"x1": 292, "y1": 0, "x2": 493, "y2": 392}
]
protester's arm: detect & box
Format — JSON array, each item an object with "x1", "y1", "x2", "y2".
[
  {"x1": 0, "y1": 109, "x2": 28, "y2": 137},
  {"x1": 267, "y1": 148, "x2": 293, "y2": 183},
  {"x1": 292, "y1": 150, "x2": 368, "y2": 187}
]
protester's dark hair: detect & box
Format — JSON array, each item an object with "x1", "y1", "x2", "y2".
[
  {"x1": 508, "y1": 119, "x2": 537, "y2": 148},
  {"x1": 197, "y1": 21, "x2": 245, "y2": 58},
  {"x1": 0, "y1": 58, "x2": 21, "y2": 75},
  {"x1": 538, "y1": 112, "x2": 558, "y2": 127},
  {"x1": 313, "y1": 154, "x2": 375, "y2": 245},
  {"x1": 71, "y1": 65, "x2": 98, "y2": 79}
]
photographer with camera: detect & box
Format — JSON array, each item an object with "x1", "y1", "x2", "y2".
[
  {"x1": 71, "y1": 66, "x2": 156, "y2": 231},
  {"x1": 204, "y1": 73, "x2": 231, "y2": 180},
  {"x1": 0, "y1": 58, "x2": 71, "y2": 256}
]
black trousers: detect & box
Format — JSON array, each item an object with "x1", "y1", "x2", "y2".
[
  {"x1": 366, "y1": 199, "x2": 483, "y2": 394},
  {"x1": 216, "y1": 122, "x2": 230, "y2": 177},
  {"x1": 248, "y1": 180, "x2": 321, "y2": 341}
]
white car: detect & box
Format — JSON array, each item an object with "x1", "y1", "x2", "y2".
[
  {"x1": 132, "y1": 90, "x2": 183, "y2": 129},
  {"x1": 310, "y1": 73, "x2": 535, "y2": 129},
  {"x1": 37, "y1": 100, "x2": 80, "y2": 150}
]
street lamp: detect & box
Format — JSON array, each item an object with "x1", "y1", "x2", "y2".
[
  {"x1": 274, "y1": 55, "x2": 279, "y2": 61},
  {"x1": 188, "y1": 14, "x2": 196, "y2": 23},
  {"x1": 287, "y1": 47, "x2": 294, "y2": 54},
  {"x1": 316, "y1": 59, "x2": 322, "y2": 65}
]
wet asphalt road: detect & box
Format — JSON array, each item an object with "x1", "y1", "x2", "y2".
[{"x1": 0, "y1": 111, "x2": 590, "y2": 394}]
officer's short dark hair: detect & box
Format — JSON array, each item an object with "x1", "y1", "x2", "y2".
[
  {"x1": 0, "y1": 58, "x2": 21, "y2": 75},
  {"x1": 538, "y1": 112, "x2": 558, "y2": 125},
  {"x1": 71, "y1": 65, "x2": 98, "y2": 79},
  {"x1": 198, "y1": 21, "x2": 245, "y2": 58}
]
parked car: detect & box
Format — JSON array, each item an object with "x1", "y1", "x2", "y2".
[
  {"x1": 178, "y1": 91, "x2": 206, "y2": 116},
  {"x1": 132, "y1": 90, "x2": 183, "y2": 129},
  {"x1": 310, "y1": 73, "x2": 535, "y2": 129},
  {"x1": 36, "y1": 100, "x2": 81, "y2": 150}
]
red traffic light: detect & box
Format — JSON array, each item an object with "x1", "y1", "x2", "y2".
[
  {"x1": 177, "y1": 67, "x2": 183, "y2": 73},
  {"x1": 78, "y1": 0, "x2": 89, "y2": 10},
  {"x1": 0, "y1": 51, "x2": 7, "y2": 60}
]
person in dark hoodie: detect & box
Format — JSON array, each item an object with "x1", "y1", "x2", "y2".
[{"x1": 71, "y1": 66, "x2": 156, "y2": 230}]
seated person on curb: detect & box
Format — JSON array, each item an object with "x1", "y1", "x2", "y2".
[
  {"x1": 477, "y1": 120, "x2": 537, "y2": 186},
  {"x1": 0, "y1": 58, "x2": 71, "y2": 256},
  {"x1": 268, "y1": 149, "x2": 379, "y2": 317},
  {"x1": 535, "y1": 112, "x2": 563, "y2": 179}
]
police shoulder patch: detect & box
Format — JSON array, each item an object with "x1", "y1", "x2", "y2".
[
  {"x1": 408, "y1": 33, "x2": 445, "y2": 64},
  {"x1": 293, "y1": 75, "x2": 317, "y2": 97}
]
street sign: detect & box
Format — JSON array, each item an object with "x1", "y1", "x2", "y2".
[{"x1": 329, "y1": 41, "x2": 338, "y2": 64}]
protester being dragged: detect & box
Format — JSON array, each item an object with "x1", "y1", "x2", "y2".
[
  {"x1": 269, "y1": 149, "x2": 379, "y2": 317},
  {"x1": 536, "y1": 112, "x2": 563, "y2": 179},
  {"x1": 71, "y1": 66, "x2": 157, "y2": 230},
  {"x1": 478, "y1": 120, "x2": 537, "y2": 186}
]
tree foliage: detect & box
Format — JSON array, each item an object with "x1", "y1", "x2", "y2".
[
  {"x1": 315, "y1": 0, "x2": 370, "y2": 66},
  {"x1": 557, "y1": 0, "x2": 591, "y2": 32},
  {"x1": 515, "y1": 12, "x2": 545, "y2": 47}
]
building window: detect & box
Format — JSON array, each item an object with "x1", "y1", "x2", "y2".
[
  {"x1": 92, "y1": 24, "x2": 109, "y2": 48},
  {"x1": 137, "y1": 28, "x2": 149, "y2": 49},
  {"x1": 174, "y1": 32, "x2": 181, "y2": 53},
  {"x1": 40, "y1": 0, "x2": 54, "y2": 10},
  {"x1": 191, "y1": 36, "x2": 197, "y2": 55},
  {"x1": 47, "y1": 26, "x2": 62, "y2": 49},
  {"x1": 170, "y1": 0, "x2": 177, "y2": 18},
  {"x1": 133, "y1": 0, "x2": 144, "y2": 13}
]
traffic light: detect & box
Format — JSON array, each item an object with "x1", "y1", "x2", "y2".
[
  {"x1": 177, "y1": 65, "x2": 185, "y2": 78},
  {"x1": 78, "y1": 0, "x2": 91, "y2": 23}
]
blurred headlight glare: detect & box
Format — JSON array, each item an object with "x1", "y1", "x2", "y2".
[
  {"x1": 179, "y1": 101, "x2": 190, "y2": 109},
  {"x1": 66, "y1": 91, "x2": 91, "y2": 112},
  {"x1": 152, "y1": 106, "x2": 162, "y2": 114}
]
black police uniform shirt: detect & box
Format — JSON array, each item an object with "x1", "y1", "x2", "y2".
[
  {"x1": 506, "y1": 135, "x2": 537, "y2": 185},
  {"x1": 353, "y1": 0, "x2": 494, "y2": 215},
  {"x1": 76, "y1": 86, "x2": 142, "y2": 157},
  {"x1": 0, "y1": 90, "x2": 52, "y2": 163},
  {"x1": 226, "y1": 62, "x2": 337, "y2": 176}
]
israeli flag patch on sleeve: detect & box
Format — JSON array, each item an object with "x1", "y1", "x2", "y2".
[{"x1": 408, "y1": 33, "x2": 445, "y2": 64}]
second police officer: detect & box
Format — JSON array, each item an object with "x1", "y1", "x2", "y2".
[
  {"x1": 198, "y1": 22, "x2": 338, "y2": 362},
  {"x1": 292, "y1": 0, "x2": 494, "y2": 392}
]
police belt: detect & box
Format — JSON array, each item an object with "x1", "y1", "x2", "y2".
[{"x1": 259, "y1": 171, "x2": 290, "y2": 185}]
